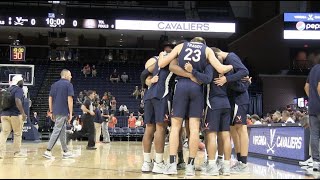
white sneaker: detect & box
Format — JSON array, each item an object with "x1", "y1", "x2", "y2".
[
  {"x1": 216, "y1": 159, "x2": 223, "y2": 172},
  {"x1": 62, "y1": 151, "x2": 75, "y2": 159},
  {"x1": 299, "y1": 157, "x2": 313, "y2": 166},
  {"x1": 313, "y1": 162, "x2": 320, "y2": 171},
  {"x1": 231, "y1": 161, "x2": 249, "y2": 174},
  {"x1": 196, "y1": 161, "x2": 207, "y2": 171},
  {"x1": 141, "y1": 161, "x2": 153, "y2": 172},
  {"x1": 177, "y1": 162, "x2": 186, "y2": 170},
  {"x1": 163, "y1": 162, "x2": 178, "y2": 175},
  {"x1": 185, "y1": 164, "x2": 195, "y2": 176},
  {"x1": 13, "y1": 152, "x2": 27, "y2": 158},
  {"x1": 43, "y1": 150, "x2": 55, "y2": 159},
  {"x1": 203, "y1": 163, "x2": 219, "y2": 176},
  {"x1": 221, "y1": 161, "x2": 231, "y2": 176},
  {"x1": 152, "y1": 161, "x2": 165, "y2": 174}
]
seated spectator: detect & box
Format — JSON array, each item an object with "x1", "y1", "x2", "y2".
[
  {"x1": 136, "y1": 115, "x2": 144, "y2": 127},
  {"x1": 282, "y1": 110, "x2": 295, "y2": 123},
  {"x1": 128, "y1": 113, "x2": 137, "y2": 128},
  {"x1": 31, "y1": 112, "x2": 39, "y2": 130},
  {"x1": 272, "y1": 111, "x2": 283, "y2": 123},
  {"x1": 91, "y1": 65, "x2": 97, "y2": 77},
  {"x1": 132, "y1": 86, "x2": 140, "y2": 99},
  {"x1": 138, "y1": 102, "x2": 144, "y2": 117},
  {"x1": 110, "y1": 69, "x2": 120, "y2": 83},
  {"x1": 246, "y1": 115, "x2": 253, "y2": 125},
  {"x1": 251, "y1": 114, "x2": 262, "y2": 125},
  {"x1": 108, "y1": 114, "x2": 118, "y2": 128},
  {"x1": 82, "y1": 64, "x2": 91, "y2": 78},
  {"x1": 110, "y1": 97, "x2": 117, "y2": 115},
  {"x1": 121, "y1": 72, "x2": 129, "y2": 83},
  {"x1": 119, "y1": 104, "x2": 129, "y2": 116}
]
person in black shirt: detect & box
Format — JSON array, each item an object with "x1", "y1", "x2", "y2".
[{"x1": 67, "y1": 90, "x2": 97, "y2": 150}]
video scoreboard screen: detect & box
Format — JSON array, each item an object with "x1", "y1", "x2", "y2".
[
  {"x1": 0, "y1": 16, "x2": 115, "y2": 29},
  {"x1": 284, "y1": 13, "x2": 320, "y2": 39}
]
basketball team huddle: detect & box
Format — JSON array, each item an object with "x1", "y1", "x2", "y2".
[{"x1": 140, "y1": 37, "x2": 251, "y2": 176}]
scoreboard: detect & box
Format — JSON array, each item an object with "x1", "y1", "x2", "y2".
[
  {"x1": 10, "y1": 45, "x2": 26, "y2": 62},
  {"x1": 0, "y1": 16, "x2": 115, "y2": 29}
]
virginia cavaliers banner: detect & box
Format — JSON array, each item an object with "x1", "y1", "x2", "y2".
[{"x1": 249, "y1": 126, "x2": 309, "y2": 161}]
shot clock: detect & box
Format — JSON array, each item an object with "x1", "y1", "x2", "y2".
[{"x1": 10, "y1": 45, "x2": 26, "y2": 62}]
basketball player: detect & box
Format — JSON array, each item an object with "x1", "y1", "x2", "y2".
[
  {"x1": 158, "y1": 37, "x2": 233, "y2": 176},
  {"x1": 140, "y1": 42, "x2": 175, "y2": 173},
  {"x1": 211, "y1": 47, "x2": 250, "y2": 173},
  {"x1": 43, "y1": 69, "x2": 74, "y2": 159}
]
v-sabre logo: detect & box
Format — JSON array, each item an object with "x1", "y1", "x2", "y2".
[
  {"x1": 267, "y1": 129, "x2": 276, "y2": 154},
  {"x1": 296, "y1": 21, "x2": 306, "y2": 31}
]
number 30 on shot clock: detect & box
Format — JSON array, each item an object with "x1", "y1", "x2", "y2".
[{"x1": 10, "y1": 46, "x2": 26, "y2": 62}]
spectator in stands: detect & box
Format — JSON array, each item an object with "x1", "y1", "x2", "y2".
[
  {"x1": 121, "y1": 72, "x2": 129, "y2": 83},
  {"x1": 251, "y1": 114, "x2": 262, "y2": 125},
  {"x1": 91, "y1": 65, "x2": 97, "y2": 77},
  {"x1": 76, "y1": 92, "x2": 84, "y2": 106},
  {"x1": 128, "y1": 113, "x2": 137, "y2": 128},
  {"x1": 132, "y1": 86, "x2": 140, "y2": 99},
  {"x1": 119, "y1": 104, "x2": 129, "y2": 116},
  {"x1": 110, "y1": 69, "x2": 120, "y2": 83},
  {"x1": 72, "y1": 116, "x2": 82, "y2": 132},
  {"x1": 101, "y1": 105, "x2": 110, "y2": 143},
  {"x1": 31, "y1": 112, "x2": 39, "y2": 130},
  {"x1": 43, "y1": 110, "x2": 53, "y2": 132},
  {"x1": 140, "y1": 88, "x2": 145, "y2": 99},
  {"x1": 94, "y1": 104, "x2": 103, "y2": 143},
  {"x1": 136, "y1": 115, "x2": 144, "y2": 127},
  {"x1": 110, "y1": 97, "x2": 117, "y2": 115},
  {"x1": 101, "y1": 93, "x2": 109, "y2": 108},
  {"x1": 82, "y1": 64, "x2": 91, "y2": 78},
  {"x1": 272, "y1": 111, "x2": 282, "y2": 123},
  {"x1": 246, "y1": 115, "x2": 253, "y2": 125},
  {"x1": 282, "y1": 110, "x2": 295, "y2": 123},
  {"x1": 138, "y1": 102, "x2": 144, "y2": 117},
  {"x1": 108, "y1": 114, "x2": 117, "y2": 128}
]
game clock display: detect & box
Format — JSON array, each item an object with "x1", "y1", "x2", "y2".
[{"x1": 10, "y1": 46, "x2": 26, "y2": 62}]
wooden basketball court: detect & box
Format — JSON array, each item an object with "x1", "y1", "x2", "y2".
[{"x1": 0, "y1": 141, "x2": 315, "y2": 179}]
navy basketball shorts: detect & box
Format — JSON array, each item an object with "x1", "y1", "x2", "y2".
[
  {"x1": 144, "y1": 95, "x2": 169, "y2": 124},
  {"x1": 204, "y1": 107, "x2": 231, "y2": 132},
  {"x1": 230, "y1": 104, "x2": 249, "y2": 126},
  {"x1": 171, "y1": 79, "x2": 204, "y2": 119}
]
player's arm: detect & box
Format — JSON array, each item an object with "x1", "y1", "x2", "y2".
[
  {"x1": 186, "y1": 63, "x2": 213, "y2": 84},
  {"x1": 206, "y1": 48, "x2": 233, "y2": 74},
  {"x1": 304, "y1": 75, "x2": 310, "y2": 97},
  {"x1": 169, "y1": 58, "x2": 192, "y2": 78},
  {"x1": 140, "y1": 57, "x2": 157, "y2": 88},
  {"x1": 158, "y1": 44, "x2": 182, "y2": 68},
  {"x1": 224, "y1": 56, "x2": 249, "y2": 83}
]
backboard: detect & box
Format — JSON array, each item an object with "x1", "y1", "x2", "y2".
[{"x1": 0, "y1": 64, "x2": 34, "y2": 86}]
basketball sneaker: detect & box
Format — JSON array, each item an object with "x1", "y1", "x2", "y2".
[
  {"x1": 163, "y1": 162, "x2": 178, "y2": 175},
  {"x1": 141, "y1": 161, "x2": 153, "y2": 172},
  {"x1": 177, "y1": 161, "x2": 186, "y2": 170},
  {"x1": 196, "y1": 161, "x2": 207, "y2": 171},
  {"x1": 221, "y1": 161, "x2": 231, "y2": 176},
  {"x1": 62, "y1": 151, "x2": 75, "y2": 159},
  {"x1": 231, "y1": 161, "x2": 249, "y2": 174},
  {"x1": 43, "y1": 150, "x2": 55, "y2": 159},
  {"x1": 185, "y1": 164, "x2": 196, "y2": 176},
  {"x1": 152, "y1": 161, "x2": 165, "y2": 174},
  {"x1": 299, "y1": 157, "x2": 313, "y2": 166},
  {"x1": 202, "y1": 163, "x2": 219, "y2": 176},
  {"x1": 313, "y1": 162, "x2": 320, "y2": 171}
]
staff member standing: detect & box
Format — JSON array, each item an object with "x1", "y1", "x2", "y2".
[
  {"x1": 304, "y1": 50, "x2": 320, "y2": 171},
  {"x1": 43, "y1": 69, "x2": 74, "y2": 159},
  {"x1": 0, "y1": 75, "x2": 27, "y2": 158}
]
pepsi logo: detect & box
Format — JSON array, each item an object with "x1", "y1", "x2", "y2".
[{"x1": 296, "y1": 21, "x2": 305, "y2": 31}]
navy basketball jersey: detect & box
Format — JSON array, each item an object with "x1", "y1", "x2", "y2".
[
  {"x1": 145, "y1": 56, "x2": 173, "y2": 100},
  {"x1": 177, "y1": 42, "x2": 208, "y2": 79}
]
